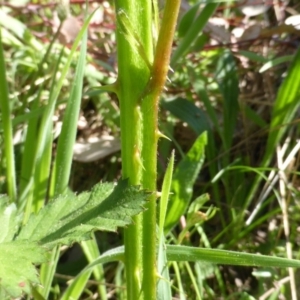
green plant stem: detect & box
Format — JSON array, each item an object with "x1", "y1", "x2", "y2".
[
  {"x1": 114, "y1": 1, "x2": 153, "y2": 298},
  {"x1": 149, "y1": 0, "x2": 181, "y2": 96},
  {"x1": 115, "y1": 0, "x2": 180, "y2": 298},
  {"x1": 141, "y1": 3, "x2": 181, "y2": 298}
]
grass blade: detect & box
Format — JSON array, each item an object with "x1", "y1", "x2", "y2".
[
  {"x1": 50, "y1": 20, "x2": 87, "y2": 196},
  {"x1": 265, "y1": 48, "x2": 300, "y2": 162},
  {"x1": 164, "y1": 132, "x2": 207, "y2": 233},
  {"x1": 0, "y1": 31, "x2": 17, "y2": 202},
  {"x1": 166, "y1": 245, "x2": 300, "y2": 268},
  {"x1": 81, "y1": 237, "x2": 107, "y2": 300},
  {"x1": 162, "y1": 97, "x2": 210, "y2": 135},
  {"x1": 215, "y1": 50, "x2": 239, "y2": 150},
  {"x1": 245, "y1": 47, "x2": 300, "y2": 220},
  {"x1": 171, "y1": 3, "x2": 219, "y2": 65},
  {"x1": 157, "y1": 151, "x2": 175, "y2": 300},
  {"x1": 159, "y1": 150, "x2": 175, "y2": 234}
]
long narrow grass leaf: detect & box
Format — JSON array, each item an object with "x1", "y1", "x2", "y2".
[
  {"x1": 215, "y1": 50, "x2": 239, "y2": 149},
  {"x1": 81, "y1": 237, "x2": 107, "y2": 300},
  {"x1": 162, "y1": 98, "x2": 210, "y2": 135},
  {"x1": 164, "y1": 132, "x2": 207, "y2": 233},
  {"x1": 171, "y1": 3, "x2": 219, "y2": 65},
  {"x1": 245, "y1": 47, "x2": 300, "y2": 217},
  {"x1": 60, "y1": 270, "x2": 93, "y2": 300},
  {"x1": 259, "y1": 55, "x2": 293, "y2": 73},
  {"x1": 0, "y1": 31, "x2": 17, "y2": 201},
  {"x1": 157, "y1": 151, "x2": 174, "y2": 300},
  {"x1": 166, "y1": 245, "x2": 300, "y2": 268},
  {"x1": 159, "y1": 150, "x2": 175, "y2": 234},
  {"x1": 51, "y1": 19, "x2": 88, "y2": 195}
]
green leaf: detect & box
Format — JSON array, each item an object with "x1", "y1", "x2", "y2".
[
  {"x1": 162, "y1": 97, "x2": 210, "y2": 135},
  {"x1": 0, "y1": 241, "x2": 46, "y2": 298},
  {"x1": 215, "y1": 50, "x2": 239, "y2": 149},
  {"x1": 177, "y1": 3, "x2": 200, "y2": 38},
  {"x1": 171, "y1": 3, "x2": 219, "y2": 65},
  {"x1": 164, "y1": 132, "x2": 207, "y2": 233},
  {"x1": 259, "y1": 55, "x2": 293, "y2": 73},
  {"x1": 238, "y1": 50, "x2": 269, "y2": 63},
  {"x1": 0, "y1": 199, "x2": 19, "y2": 243},
  {"x1": 17, "y1": 180, "x2": 148, "y2": 247},
  {"x1": 166, "y1": 245, "x2": 300, "y2": 268}
]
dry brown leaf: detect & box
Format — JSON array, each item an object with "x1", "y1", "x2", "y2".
[
  {"x1": 73, "y1": 136, "x2": 120, "y2": 162},
  {"x1": 239, "y1": 23, "x2": 261, "y2": 41},
  {"x1": 204, "y1": 18, "x2": 231, "y2": 43},
  {"x1": 53, "y1": 13, "x2": 81, "y2": 44}
]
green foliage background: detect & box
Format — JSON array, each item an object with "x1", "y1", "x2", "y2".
[{"x1": 1, "y1": 0, "x2": 300, "y2": 299}]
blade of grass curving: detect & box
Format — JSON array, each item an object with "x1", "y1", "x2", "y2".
[
  {"x1": 159, "y1": 150, "x2": 175, "y2": 234},
  {"x1": 81, "y1": 236, "x2": 107, "y2": 300},
  {"x1": 166, "y1": 245, "x2": 300, "y2": 268},
  {"x1": 171, "y1": 3, "x2": 219, "y2": 66},
  {"x1": 184, "y1": 262, "x2": 202, "y2": 299},
  {"x1": 58, "y1": 245, "x2": 125, "y2": 289},
  {"x1": 164, "y1": 132, "x2": 207, "y2": 233},
  {"x1": 60, "y1": 269, "x2": 93, "y2": 300},
  {"x1": 59, "y1": 246, "x2": 123, "y2": 298},
  {"x1": 245, "y1": 47, "x2": 300, "y2": 221},
  {"x1": 259, "y1": 55, "x2": 293, "y2": 73},
  {"x1": 50, "y1": 18, "x2": 88, "y2": 196},
  {"x1": 74, "y1": 242, "x2": 300, "y2": 286},
  {"x1": 0, "y1": 31, "x2": 17, "y2": 202},
  {"x1": 157, "y1": 151, "x2": 174, "y2": 300},
  {"x1": 172, "y1": 261, "x2": 186, "y2": 300}
]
